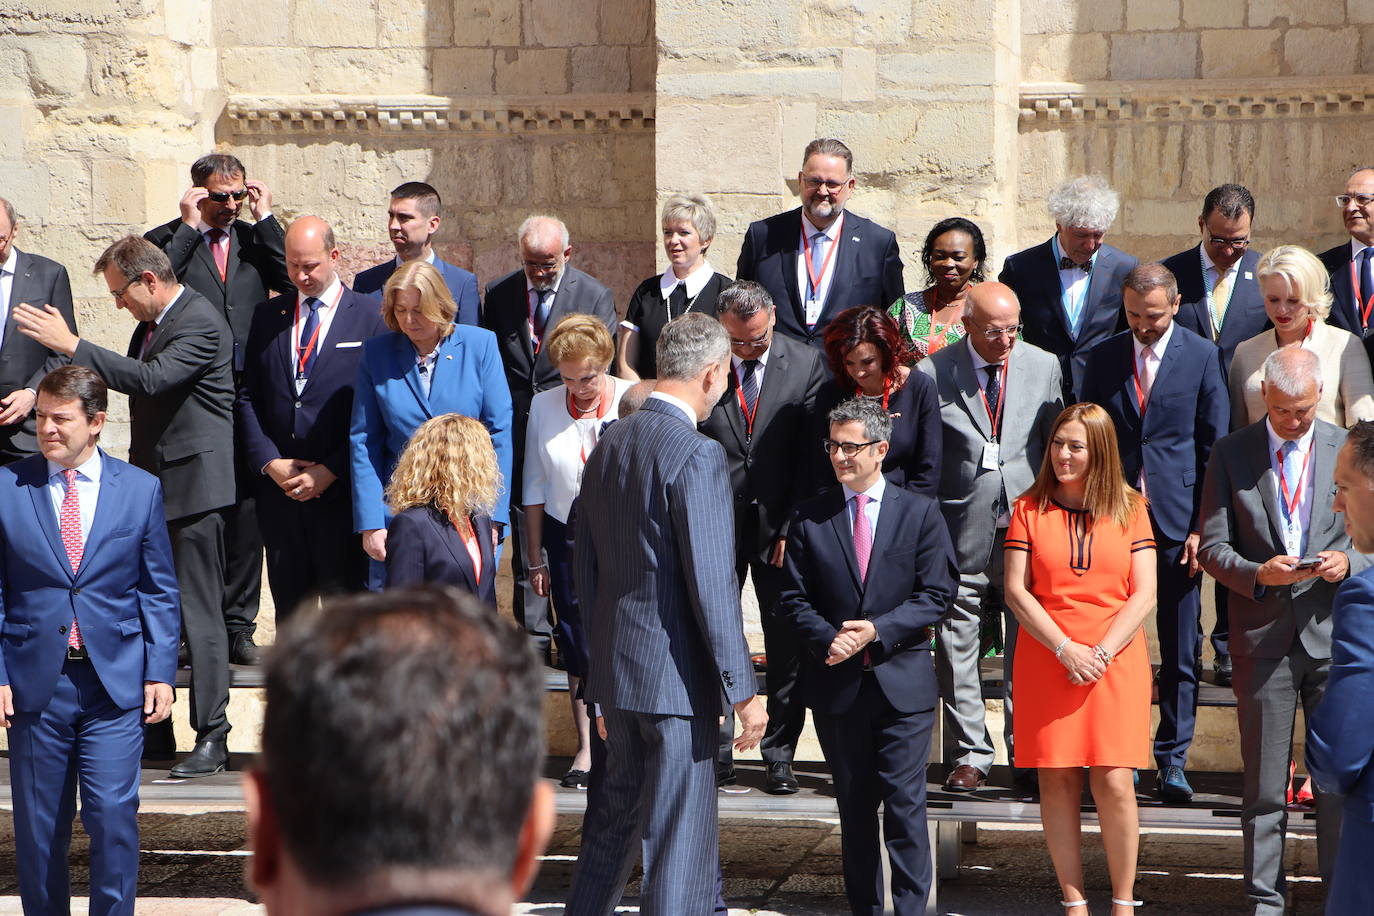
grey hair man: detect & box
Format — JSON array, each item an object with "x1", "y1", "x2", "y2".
[
  {"x1": 1000, "y1": 175, "x2": 1139, "y2": 399},
  {"x1": 701, "y1": 280, "x2": 830, "y2": 794},
  {"x1": 1199, "y1": 344, "x2": 1365, "y2": 914},
  {"x1": 568, "y1": 311, "x2": 766, "y2": 914},
  {"x1": 917, "y1": 281, "x2": 1065, "y2": 793},
  {"x1": 1319, "y1": 166, "x2": 1374, "y2": 340}
]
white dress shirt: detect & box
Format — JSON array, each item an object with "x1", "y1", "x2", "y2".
[
  {"x1": 0, "y1": 245, "x2": 17, "y2": 350},
  {"x1": 1265, "y1": 419, "x2": 1315, "y2": 557},
  {"x1": 293, "y1": 276, "x2": 344, "y2": 391},
  {"x1": 1200, "y1": 244, "x2": 1242, "y2": 327},
  {"x1": 731, "y1": 345, "x2": 772, "y2": 396},
  {"x1": 1052, "y1": 235, "x2": 1096, "y2": 336},
  {"x1": 522, "y1": 377, "x2": 634, "y2": 524},
  {"x1": 1131, "y1": 320, "x2": 1175, "y2": 398},
  {"x1": 648, "y1": 390, "x2": 698, "y2": 426},
  {"x1": 797, "y1": 213, "x2": 844, "y2": 321},
  {"x1": 394, "y1": 249, "x2": 437, "y2": 269},
  {"x1": 47, "y1": 449, "x2": 102, "y2": 542}
]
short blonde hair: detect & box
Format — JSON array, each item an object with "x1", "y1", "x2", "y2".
[
  {"x1": 385, "y1": 414, "x2": 500, "y2": 519},
  {"x1": 380, "y1": 260, "x2": 457, "y2": 337},
  {"x1": 545, "y1": 313, "x2": 613, "y2": 368},
  {"x1": 1256, "y1": 244, "x2": 1333, "y2": 320},
  {"x1": 661, "y1": 193, "x2": 716, "y2": 246}
]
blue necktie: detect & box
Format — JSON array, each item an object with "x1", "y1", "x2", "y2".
[
  {"x1": 533, "y1": 289, "x2": 552, "y2": 339},
  {"x1": 298, "y1": 297, "x2": 321, "y2": 378},
  {"x1": 808, "y1": 231, "x2": 827, "y2": 298},
  {"x1": 1280, "y1": 440, "x2": 1304, "y2": 553}
]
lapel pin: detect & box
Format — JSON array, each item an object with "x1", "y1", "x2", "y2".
[
  {"x1": 445, "y1": 354, "x2": 452, "y2": 359},
  {"x1": 1244, "y1": 272, "x2": 1253, "y2": 280},
  {"x1": 280, "y1": 310, "x2": 287, "y2": 316},
  {"x1": 851, "y1": 236, "x2": 860, "y2": 242}
]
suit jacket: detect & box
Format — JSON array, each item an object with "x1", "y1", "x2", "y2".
[
  {"x1": 350, "y1": 327, "x2": 514, "y2": 530},
  {"x1": 353, "y1": 255, "x2": 480, "y2": 327},
  {"x1": 1198, "y1": 419, "x2": 1371, "y2": 659},
  {"x1": 236, "y1": 288, "x2": 388, "y2": 483},
  {"x1": 1307, "y1": 566, "x2": 1374, "y2": 805},
  {"x1": 1162, "y1": 245, "x2": 1269, "y2": 373},
  {"x1": 778, "y1": 483, "x2": 956, "y2": 714},
  {"x1": 0, "y1": 249, "x2": 78, "y2": 459},
  {"x1": 699, "y1": 334, "x2": 828, "y2": 554},
  {"x1": 145, "y1": 215, "x2": 292, "y2": 369},
  {"x1": 735, "y1": 207, "x2": 904, "y2": 349},
  {"x1": 574, "y1": 397, "x2": 755, "y2": 717},
  {"x1": 384, "y1": 504, "x2": 496, "y2": 606},
  {"x1": 1079, "y1": 326, "x2": 1228, "y2": 542},
  {"x1": 998, "y1": 238, "x2": 1138, "y2": 398},
  {"x1": 917, "y1": 339, "x2": 1063, "y2": 570},
  {"x1": 72, "y1": 287, "x2": 236, "y2": 521},
  {"x1": 1320, "y1": 241, "x2": 1369, "y2": 338},
  {"x1": 0, "y1": 451, "x2": 179, "y2": 712}
]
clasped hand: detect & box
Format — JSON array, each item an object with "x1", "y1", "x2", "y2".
[
  {"x1": 1256, "y1": 551, "x2": 1348, "y2": 587},
  {"x1": 1057, "y1": 641, "x2": 1106, "y2": 685},
  {"x1": 826, "y1": 619, "x2": 877, "y2": 666}
]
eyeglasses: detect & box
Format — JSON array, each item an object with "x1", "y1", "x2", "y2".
[
  {"x1": 205, "y1": 189, "x2": 248, "y2": 203},
  {"x1": 801, "y1": 177, "x2": 849, "y2": 192},
  {"x1": 972, "y1": 323, "x2": 1022, "y2": 340},
  {"x1": 1336, "y1": 194, "x2": 1374, "y2": 208},
  {"x1": 1208, "y1": 236, "x2": 1250, "y2": 249},
  {"x1": 729, "y1": 329, "x2": 771, "y2": 349},
  {"x1": 109, "y1": 276, "x2": 141, "y2": 301},
  {"x1": 822, "y1": 439, "x2": 880, "y2": 457}
]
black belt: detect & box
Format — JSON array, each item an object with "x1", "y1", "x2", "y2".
[{"x1": 66, "y1": 645, "x2": 89, "y2": 661}]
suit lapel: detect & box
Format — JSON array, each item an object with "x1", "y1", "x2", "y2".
[
  {"x1": 1245, "y1": 424, "x2": 1288, "y2": 550},
  {"x1": 751, "y1": 341, "x2": 788, "y2": 434},
  {"x1": 953, "y1": 343, "x2": 993, "y2": 441},
  {"x1": 817, "y1": 215, "x2": 859, "y2": 327},
  {"x1": 780, "y1": 211, "x2": 804, "y2": 326},
  {"x1": 195, "y1": 230, "x2": 226, "y2": 292},
  {"x1": 1040, "y1": 240, "x2": 1077, "y2": 342},
  {"x1": 827, "y1": 490, "x2": 864, "y2": 591},
  {"x1": 26, "y1": 460, "x2": 71, "y2": 579},
  {"x1": 2, "y1": 252, "x2": 34, "y2": 352},
  {"x1": 396, "y1": 333, "x2": 430, "y2": 415},
  {"x1": 223, "y1": 225, "x2": 242, "y2": 290},
  {"x1": 719, "y1": 367, "x2": 747, "y2": 449},
  {"x1": 300, "y1": 289, "x2": 354, "y2": 392},
  {"x1": 433, "y1": 507, "x2": 480, "y2": 593},
  {"x1": 143, "y1": 294, "x2": 189, "y2": 359},
  {"x1": 1307, "y1": 425, "x2": 1342, "y2": 539},
  {"x1": 76, "y1": 454, "x2": 120, "y2": 577}
]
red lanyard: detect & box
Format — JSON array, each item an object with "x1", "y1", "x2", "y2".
[
  {"x1": 1276, "y1": 443, "x2": 1313, "y2": 522},
  {"x1": 567, "y1": 377, "x2": 612, "y2": 464},
  {"x1": 801, "y1": 218, "x2": 842, "y2": 299},
  {"x1": 451, "y1": 514, "x2": 482, "y2": 584},
  {"x1": 856, "y1": 376, "x2": 893, "y2": 411},
  {"x1": 1132, "y1": 348, "x2": 1151, "y2": 416},
  {"x1": 734, "y1": 363, "x2": 762, "y2": 435},
  {"x1": 293, "y1": 291, "x2": 336, "y2": 378},
  {"x1": 1351, "y1": 259, "x2": 1374, "y2": 328},
  {"x1": 977, "y1": 360, "x2": 1008, "y2": 439}
]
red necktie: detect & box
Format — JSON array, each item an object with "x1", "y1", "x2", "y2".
[
  {"x1": 207, "y1": 228, "x2": 228, "y2": 281},
  {"x1": 59, "y1": 468, "x2": 84, "y2": 647}
]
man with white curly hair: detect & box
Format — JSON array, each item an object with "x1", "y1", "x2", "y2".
[{"x1": 1000, "y1": 175, "x2": 1139, "y2": 399}]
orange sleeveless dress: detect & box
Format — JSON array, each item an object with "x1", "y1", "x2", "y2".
[{"x1": 1005, "y1": 497, "x2": 1155, "y2": 768}]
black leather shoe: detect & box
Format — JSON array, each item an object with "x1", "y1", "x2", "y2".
[
  {"x1": 169, "y1": 737, "x2": 228, "y2": 778},
  {"x1": 1214, "y1": 654, "x2": 1233, "y2": 687},
  {"x1": 765, "y1": 761, "x2": 800, "y2": 795},
  {"x1": 229, "y1": 633, "x2": 260, "y2": 666},
  {"x1": 1157, "y1": 765, "x2": 1194, "y2": 804}
]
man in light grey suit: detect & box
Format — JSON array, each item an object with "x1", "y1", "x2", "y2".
[
  {"x1": 917, "y1": 282, "x2": 1064, "y2": 792},
  {"x1": 568, "y1": 312, "x2": 767, "y2": 915},
  {"x1": 1199, "y1": 346, "x2": 1365, "y2": 915}
]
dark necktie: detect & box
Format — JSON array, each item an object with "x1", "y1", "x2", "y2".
[
  {"x1": 741, "y1": 359, "x2": 760, "y2": 416},
  {"x1": 669, "y1": 281, "x2": 688, "y2": 319},
  {"x1": 1059, "y1": 255, "x2": 1091, "y2": 273},
  {"x1": 984, "y1": 364, "x2": 1001, "y2": 422},
  {"x1": 1360, "y1": 249, "x2": 1373, "y2": 325},
  {"x1": 533, "y1": 288, "x2": 552, "y2": 340},
  {"x1": 298, "y1": 297, "x2": 321, "y2": 378}
]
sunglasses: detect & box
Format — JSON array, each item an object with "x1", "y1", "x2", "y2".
[{"x1": 206, "y1": 189, "x2": 249, "y2": 203}]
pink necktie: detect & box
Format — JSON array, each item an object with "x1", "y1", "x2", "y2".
[
  {"x1": 853, "y1": 493, "x2": 871, "y2": 582},
  {"x1": 207, "y1": 228, "x2": 228, "y2": 281},
  {"x1": 59, "y1": 468, "x2": 84, "y2": 648}
]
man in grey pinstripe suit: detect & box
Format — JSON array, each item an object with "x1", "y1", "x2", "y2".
[{"x1": 568, "y1": 312, "x2": 767, "y2": 915}]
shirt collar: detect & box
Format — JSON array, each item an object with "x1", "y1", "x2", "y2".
[
  {"x1": 527, "y1": 271, "x2": 564, "y2": 299},
  {"x1": 0, "y1": 245, "x2": 17, "y2": 276},
  {"x1": 1051, "y1": 234, "x2": 1098, "y2": 270},
  {"x1": 1199, "y1": 243, "x2": 1241, "y2": 278},
  {"x1": 395, "y1": 249, "x2": 437, "y2": 269},
  {"x1": 1265, "y1": 418, "x2": 1316, "y2": 459},
  {"x1": 966, "y1": 335, "x2": 1002, "y2": 371},
  {"x1": 48, "y1": 448, "x2": 103, "y2": 485},
  {"x1": 659, "y1": 260, "x2": 715, "y2": 300},
  {"x1": 801, "y1": 211, "x2": 843, "y2": 244},
  {"x1": 731, "y1": 346, "x2": 771, "y2": 372},
  {"x1": 151, "y1": 286, "x2": 185, "y2": 326},
  {"x1": 648, "y1": 390, "x2": 698, "y2": 426},
  {"x1": 842, "y1": 474, "x2": 886, "y2": 506},
  {"x1": 1132, "y1": 320, "x2": 1175, "y2": 361},
  {"x1": 297, "y1": 276, "x2": 343, "y2": 310}
]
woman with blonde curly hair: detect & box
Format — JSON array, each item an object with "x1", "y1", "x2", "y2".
[{"x1": 384, "y1": 413, "x2": 500, "y2": 606}]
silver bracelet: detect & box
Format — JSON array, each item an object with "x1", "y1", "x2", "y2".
[
  {"x1": 1052, "y1": 636, "x2": 1072, "y2": 658},
  {"x1": 529, "y1": 564, "x2": 549, "y2": 571}
]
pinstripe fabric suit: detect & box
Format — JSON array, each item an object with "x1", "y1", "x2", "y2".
[{"x1": 568, "y1": 395, "x2": 756, "y2": 916}]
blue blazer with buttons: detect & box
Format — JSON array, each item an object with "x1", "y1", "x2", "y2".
[
  {"x1": 0, "y1": 451, "x2": 180, "y2": 713},
  {"x1": 350, "y1": 327, "x2": 514, "y2": 531},
  {"x1": 352, "y1": 255, "x2": 480, "y2": 328}
]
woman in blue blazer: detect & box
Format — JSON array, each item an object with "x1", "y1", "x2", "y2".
[
  {"x1": 383, "y1": 414, "x2": 498, "y2": 606},
  {"x1": 351, "y1": 261, "x2": 514, "y2": 571}
]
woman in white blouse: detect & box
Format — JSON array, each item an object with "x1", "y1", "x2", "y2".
[
  {"x1": 1229, "y1": 244, "x2": 1374, "y2": 429},
  {"x1": 523, "y1": 314, "x2": 632, "y2": 788}
]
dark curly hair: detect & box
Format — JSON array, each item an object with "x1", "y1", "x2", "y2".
[{"x1": 822, "y1": 306, "x2": 911, "y2": 394}]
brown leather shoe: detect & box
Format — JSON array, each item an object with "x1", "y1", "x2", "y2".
[{"x1": 943, "y1": 764, "x2": 987, "y2": 792}]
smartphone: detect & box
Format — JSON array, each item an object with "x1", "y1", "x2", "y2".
[{"x1": 1294, "y1": 557, "x2": 1322, "y2": 569}]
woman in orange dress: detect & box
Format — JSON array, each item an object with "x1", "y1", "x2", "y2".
[{"x1": 1004, "y1": 403, "x2": 1157, "y2": 915}]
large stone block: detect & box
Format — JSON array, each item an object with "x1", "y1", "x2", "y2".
[
  {"x1": 602, "y1": 0, "x2": 652, "y2": 45},
  {"x1": 26, "y1": 36, "x2": 87, "y2": 98},
  {"x1": 432, "y1": 48, "x2": 496, "y2": 93},
  {"x1": 841, "y1": 48, "x2": 876, "y2": 103},
  {"x1": 0, "y1": 106, "x2": 24, "y2": 161},
  {"x1": 212, "y1": 0, "x2": 292, "y2": 47},
  {"x1": 221, "y1": 47, "x2": 312, "y2": 94},
  {"x1": 1283, "y1": 27, "x2": 1359, "y2": 76},
  {"x1": 495, "y1": 48, "x2": 569, "y2": 94},
  {"x1": 907, "y1": 0, "x2": 997, "y2": 43},
  {"x1": 524, "y1": 0, "x2": 599, "y2": 47},
  {"x1": 164, "y1": 0, "x2": 211, "y2": 47},
  {"x1": 1022, "y1": 0, "x2": 1124, "y2": 34},
  {"x1": 1200, "y1": 29, "x2": 1281, "y2": 78},
  {"x1": 291, "y1": 0, "x2": 378, "y2": 49},
  {"x1": 378, "y1": 0, "x2": 453, "y2": 48},
  {"x1": 1110, "y1": 31, "x2": 1199, "y2": 79},
  {"x1": 658, "y1": 0, "x2": 800, "y2": 51},
  {"x1": 1249, "y1": 0, "x2": 1345, "y2": 27},
  {"x1": 1022, "y1": 32, "x2": 1110, "y2": 81},
  {"x1": 45, "y1": 158, "x2": 92, "y2": 231},
  {"x1": 629, "y1": 44, "x2": 654, "y2": 92},
  {"x1": 1125, "y1": 0, "x2": 1180, "y2": 31},
  {"x1": 0, "y1": 39, "x2": 30, "y2": 98},
  {"x1": 452, "y1": 0, "x2": 521, "y2": 46},
  {"x1": 815, "y1": 107, "x2": 922, "y2": 176},
  {"x1": 1181, "y1": 0, "x2": 1242, "y2": 27},
  {"x1": 570, "y1": 46, "x2": 630, "y2": 93},
  {"x1": 92, "y1": 158, "x2": 144, "y2": 226},
  {"x1": 656, "y1": 100, "x2": 781, "y2": 195},
  {"x1": 0, "y1": 162, "x2": 50, "y2": 226},
  {"x1": 313, "y1": 49, "x2": 430, "y2": 94},
  {"x1": 659, "y1": 62, "x2": 842, "y2": 101},
  {"x1": 878, "y1": 45, "x2": 996, "y2": 91}
]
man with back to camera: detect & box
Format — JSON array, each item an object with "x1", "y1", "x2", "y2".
[
  {"x1": 735, "y1": 137, "x2": 904, "y2": 350},
  {"x1": 351, "y1": 181, "x2": 480, "y2": 326},
  {"x1": 245, "y1": 587, "x2": 554, "y2": 916},
  {"x1": 0, "y1": 365, "x2": 180, "y2": 916}
]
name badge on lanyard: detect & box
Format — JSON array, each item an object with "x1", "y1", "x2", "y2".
[{"x1": 802, "y1": 223, "x2": 840, "y2": 328}]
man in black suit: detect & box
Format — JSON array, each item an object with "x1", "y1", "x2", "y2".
[
  {"x1": 1079, "y1": 263, "x2": 1229, "y2": 803},
  {"x1": 700, "y1": 280, "x2": 828, "y2": 795},
  {"x1": 145, "y1": 152, "x2": 291, "y2": 666},
  {"x1": 14, "y1": 236, "x2": 237, "y2": 777},
  {"x1": 0, "y1": 197, "x2": 78, "y2": 463},
  {"x1": 236, "y1": 216, "x2": 386, "y2": 621},
  {"x1": 1320, "y1": 167, "x2": 1374, "y2": 352},
  {"x1": 736, "y1": 137, "x2": 904, "y2": 350},
  {"x1": 999, "y1": 175, "x2": 1138, "y2": 399},
  {"x1": 246, "y1": 588, "x2": 554, "y2": 916},
  {"x1": 779, "y1": 396, "x2": 956, "y2": 915},
  {"x1": 480, "y1": 214, "x2": 617, "y2": 663}
]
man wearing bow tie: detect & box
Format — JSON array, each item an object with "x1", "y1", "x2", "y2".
[{"x1": 1000, "y1": 175, "x2": 1139, "y2": 400}]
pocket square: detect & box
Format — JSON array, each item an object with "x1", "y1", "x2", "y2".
[{"x1": 335, "y1": 341, "x2": 362, "y2": 348}]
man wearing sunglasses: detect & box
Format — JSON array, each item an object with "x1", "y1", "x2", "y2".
[{"x1": 144, "y1": 153, "x2": 292, "y2": 676}]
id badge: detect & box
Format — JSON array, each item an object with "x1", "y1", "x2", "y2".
[
  {"x1": 805, "y1": 297, "x2": 822, "y2": 327},
  {"x1": 981, "y1": 441, "x2": 1000, "y2": 471}
]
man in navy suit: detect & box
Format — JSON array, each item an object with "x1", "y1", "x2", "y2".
[
  {"x1": 1320, "y1": 167, "x2": 1374, "y2": 342},
  {"x1": 1309, "y1": 420, "x2": 1374, "y2": 914},
  {"x1": 736, "y1": 137, "x2": 903, "y2": 350},
  {"x1": 779, "y1": 396, "x2": 956, "y2": 915},
  {"x1": 1080, "y1": 263, "x2": 1228, "y2": 803},
  {"x1": 1000, "y1": 175, "x2": 1138, "y2": 399},
  {"x1": 237, "y1": 216, "x2": 386, "y2": 620},
  {"x1": 351, "y1": 181, "x2": 480, "y2": 326},
  {"x1": 0, "y1": 366, "x2": 180, "y2": 915},
  {"x1": 246, "y1": 588, "x2": 553, "y2": 916},
  {"x1": 567, "y1": 313, "x2": 766, "y2": 915}
]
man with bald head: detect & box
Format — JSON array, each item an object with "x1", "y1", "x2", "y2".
[
  {"x1": 237, "y1": 216, "x2": 386, "y2": 626},
  {"x1": 917, "y1": 282, "x2": 1064, "y2": 792},
  {"x1": 1321, "y1": 167, "x2": 1374, "y2": 351},
  {"x1": 481, "y1": 215, "x2": 617, "y2": 663},
  {"x1": 15, "y1": 235, "x2": 238, "y2": 777}
]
